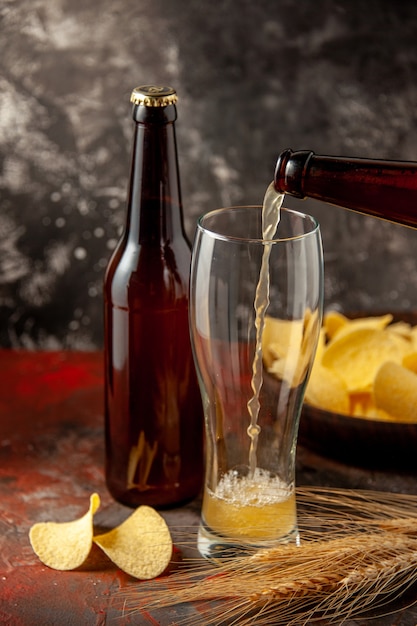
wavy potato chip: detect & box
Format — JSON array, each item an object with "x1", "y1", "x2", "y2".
[
  {"x1": 262, "y1": 316, "x2": 304, "y2": 370},
  {"x1": 93, "y1": 505, "x2": 172, "y2": 580},
  {"x1": 349, "y1": 392, "x2": 393, "y2": 421},
  {"x1": 328, "y1": 313, "x2": 393, "y2": 342},
  {"x1": 29, "y1": 493, "x2": 100, "y2": 570},
  {"x1": 374, "y1": 361, "x2": 417, "y2": 422},
  {"x1": 403, "y1": 351, "x2": 417, "y2": 374},
  {"x1": 411, "y1": 326, "x2": 417, "y2": 349},
  {"x1": 263, "y1": 311, "x2": 321, "y2": 387},
  {"x1": 313, "y1": 327, "x2": 326, "y2": 366},
  {"x1": 29, "y1": 495, "x2": 174, "y2": 581},
  {"x1": 349, "y1": 392, "x2": 374, "y2": 417},
  {"x1": 305, "y1": 364, "x2": 350, "y2": 414},
  {"x1": 321, "y1": 327, "x2": 410, "y2": 393},
  {"x1": 323, "y1": 310, "x2": 349, "y2": 339},
  {"x1": 387, "y1": 321, "x2": 412, "y2": 340},
  {"x1": 298, "y1": 311, "x2": 417, "y2": 421}
]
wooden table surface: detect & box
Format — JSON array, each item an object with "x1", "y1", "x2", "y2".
[{"x1": 1, "y1": 349, "x2": 417, "y2": 625}]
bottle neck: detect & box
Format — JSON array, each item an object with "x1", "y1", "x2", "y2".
[
  {"x1": 275, "y1": 149, "x2": 417, "y2": 229},
  {"x1": 125, "y1": 105, "x2": 185, "y2": 245}
]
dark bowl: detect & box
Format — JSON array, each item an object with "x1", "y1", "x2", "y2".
[
  {"x1": 299, "y1": 311, "x2": 417, "y2": 470},
  {"x1": 299, "y1": 403, "x2": 417, "y2": 470}
]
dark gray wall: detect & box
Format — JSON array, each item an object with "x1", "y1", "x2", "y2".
[{"x1": 1, "y1": 0, "x2": 417, "y2": 349}]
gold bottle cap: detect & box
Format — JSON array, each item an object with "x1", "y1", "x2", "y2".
[{"x1": 130, "y1": 85, "x2": 178, "y2": 107}]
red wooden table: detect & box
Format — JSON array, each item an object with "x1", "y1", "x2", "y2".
[
  {"x1": 0, "y1": 350, "x2": 204, "y2": 625},
  {"x1": 1, "y1": 349, "x2": 417, "y2": 625}
]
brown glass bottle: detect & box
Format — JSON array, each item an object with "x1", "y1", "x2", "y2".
[
  {"x1": 274, "y1": 149, "x2": 417, "y2": 229},
  {"x1": 104, "y1": 85, "x2": 204, "y2": 508}
]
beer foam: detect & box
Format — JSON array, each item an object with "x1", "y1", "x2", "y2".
[{"x1": 214, "y1": 468, "x2": 291, "y2": 507}]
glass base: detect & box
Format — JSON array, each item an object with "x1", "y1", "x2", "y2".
[{"x1": 197, "y1": 521, "x2": 300, "y2": 562}]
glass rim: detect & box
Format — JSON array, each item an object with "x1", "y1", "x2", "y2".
[{"x1": 196, "y1": 205, "x2": 320, "y2": 244}]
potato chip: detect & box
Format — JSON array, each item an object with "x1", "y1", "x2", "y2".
[
  {"x1": 387, "y1": 320, "x2": 412, "y2": 340},
  {"x1": 321, "y1": 327, "x2": 410, "y2": 393},
  {"x1": 263, "y1": 311, "x2": 321, "y2": 387},
  {"x1": 305, "y1": 364, "x2": 350, "y2": 414},
  {"x1": 403, "y1": 351, "x2": 417, "y2": 374},
  {"x1": 374, "y1": 361, "x2": 417, "y2": 422},
  {"x1": 313, "y1": 327, "x2": 326, "y2": 366},
  {"x1": 349, "y1": 392, "x2": 374, "y2": 417},
  {"x1": 262, "y1": 316, "x2": 304, "y2": 370},
  {"x1": 366, "y1": 408, "x2": 397, "y2": 421},
  {"x1": 93, "y1": 505, "x2": 172, "y2": 580},
  {"x1": 411, "y1": 326, "x2": 417, "y2": 349},
  {"x1": 323, "y1": 310, "x2": 348, "y2": 339},
  {"x1": 349, "y1": 392, "x2": 393, "y2": 421},
  {"x1": 264, "y1": 309, "x2": 417, "y2": 422},
  {"x1": 328, "y1": 313, "x2": 393, "y2": 342},
  {"x1": 301, "y1": 308, "x2": 322, "y2": 366},
  {"x1": 29, "y1": 493, "x2": 100, "y2": 570}
]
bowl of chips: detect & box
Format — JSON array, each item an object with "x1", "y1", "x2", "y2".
[{"x1": 298, "y1": 310, "x2": 417, "y2": 469}]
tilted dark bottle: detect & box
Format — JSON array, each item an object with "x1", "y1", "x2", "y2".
[
  {"x1": 104, "y1": 85, "x2": 204, "y2": 508},
  {"x1": 274, "y1": 149, "x2": 417, "y2": 229}
]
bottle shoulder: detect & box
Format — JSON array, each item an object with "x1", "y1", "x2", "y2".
[{"x1": 104, "y1": 237, "x2": 191, "y2": 308}]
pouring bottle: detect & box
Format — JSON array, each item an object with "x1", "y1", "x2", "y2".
[
  {"x1": 274, "y1": 149, "x2": 417, "y2": 228},
  {"x1": 104, "y1": 85, "x2": 204, "y2": 508}
]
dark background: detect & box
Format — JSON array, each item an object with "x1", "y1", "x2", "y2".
[{"x1": 1, "y1": 0, "x2": 417, "y2": 349}]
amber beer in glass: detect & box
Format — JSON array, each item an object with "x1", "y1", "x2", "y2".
[
  {"x1": 104, "y1": 85, "x2": 204, "y2": 508},
  {"x1": 189, "y1": 204, "x2": 323, "y2": 558}
]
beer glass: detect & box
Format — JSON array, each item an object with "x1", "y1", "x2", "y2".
[{"x1": 189, "y1": 204, "x2": 323, "y2": 559}]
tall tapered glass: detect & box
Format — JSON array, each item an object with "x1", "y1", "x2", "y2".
[{"x1": 189, "y1": 204, "x2": 323, "y2": 559}]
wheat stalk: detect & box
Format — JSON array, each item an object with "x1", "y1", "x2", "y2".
[{"x1": 117, "y1": 487, "x2": 417, "y2": 625}]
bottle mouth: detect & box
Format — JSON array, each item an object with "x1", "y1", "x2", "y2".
[{"x1": 274, "y1": 149, "x2": 314, "y2": 198}]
